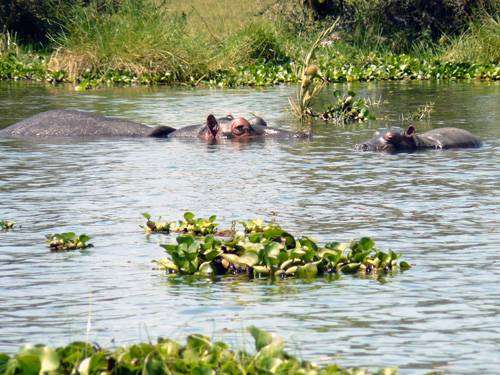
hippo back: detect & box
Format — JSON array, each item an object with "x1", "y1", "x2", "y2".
[
  {"x1": 418, "y1": 128, "x2": 482, "y2": 149},
  {"x1": 0, "y1": 109, "x2": 162, "y2": 138}
]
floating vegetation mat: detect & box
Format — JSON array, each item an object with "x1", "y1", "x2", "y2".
[
  {"x1": 310, "y1": 90, "x2": 376, "y2": 124},
  {"x1": 152, "y1": 214, "x2": 411, "y2": 280},
  {"x1": 0, "y1": 327, "x2": 397, "y2": 374},
  {"x1": 46, "y1": 232, "x2": 93, "y2": 252},
  {"x1": 0, "y1": 219, "x2": 15, "y2": 230},
  {"x1": 142, "y1": 212, "x2": 220, "y2": 236}
]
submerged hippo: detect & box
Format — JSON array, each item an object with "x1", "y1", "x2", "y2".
[
  {"x1": 0, "y1": 109, "x2": 176, "y2": 138},
  {"x1": 355, "y1": 125, "x2": 482, "y2": 152},
  {"x1": 171, "y1": 114, "x2": 306, "y2": 140},
  {"x1": 0, "y1": 109, "x2": 305, "y2": 140}
]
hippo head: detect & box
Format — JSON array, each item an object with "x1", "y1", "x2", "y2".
[
  {"x1": 229, "y1": 117, "x2": 257, "y2": 139},
  {"x1": 355, "y1": 125, "x2": 417, "y2": 152}
]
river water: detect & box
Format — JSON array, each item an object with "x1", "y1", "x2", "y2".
[{"x1": 0, "y1": 81, "x2": 499, "y2": 374}]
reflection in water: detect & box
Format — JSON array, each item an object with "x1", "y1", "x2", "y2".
[{"x1": 0, "y1": 81, "x2": 499, "y2": 374}]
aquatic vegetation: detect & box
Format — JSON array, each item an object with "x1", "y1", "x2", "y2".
[
  {"x1": 400, "y1": 102, "x2": 435, "y2": 123},
  {"x1": 154, "y1": 218, "x2": 411, "y2": 280},
  {"x1": 141, "y1": 213, "x2": 173, "y2": 234},
  {"x1": 45, "y1": 232, "x2": 92, "y2": 252},
  {"x1": 315, "y1": 90, "x2": 376, "y2": 124},
  {"x1": 0, "y1": 327, "x2": 397, "y2": 374},
  {"x1": 0, "y1": 220, "x2": 16, "y2": 230},
  {"x1": 142, "y1": 212, "x2": 219, "y2": 235},
  {"x1": 289, "y1": 23, "x2": 338, "y2": 120}
]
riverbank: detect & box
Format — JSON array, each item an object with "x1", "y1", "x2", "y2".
[{"x1": 1, "y1": 0, "x2": 498, "y2": 89}]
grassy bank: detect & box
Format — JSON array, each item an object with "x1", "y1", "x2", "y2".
[{"x1": 0, "y1": 0, "x2": 498, "y2": 89}]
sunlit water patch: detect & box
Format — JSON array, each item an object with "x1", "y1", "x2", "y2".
[{"x1": 0, "y1": 81, "x2": 499, "y2": 374}]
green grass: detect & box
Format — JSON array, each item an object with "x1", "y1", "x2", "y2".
[{"x1": 444, "y1": 15, "x2": 500, "y2": 64}]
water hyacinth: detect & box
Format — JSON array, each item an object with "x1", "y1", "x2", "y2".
[
  {"x1": 153, "y1": 217, "x2": 411, "y2": 280},
  {"x1": 314, "y1": 90, "x2": 376, "y2": 124},
  {"x1": 142, "y1": 212, "x2": 219, "y2": 235},
  {"x1": 45, "y1": 232, "x2": 93, "y2": 252},
  {"x1": 0, "y1": 327, "x2": 397, "y2": 374},
  {"x1": 0, "y1": 219, "x2": 15, "y2": 230}
]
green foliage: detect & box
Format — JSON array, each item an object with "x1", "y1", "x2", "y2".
[
  {"x1": 141, "y1": 213, "x2": 172, "y2": 234},
  {"x1": 0, "y1": 330, "x2": 397, "y2": 374},
  {"x1": 45, "y1": 232, "x2": 93, "y2": 251},
  {"x1": 400, "y1": 102, "x2": 435, "y2": 124},
  {"x1": 316, "y1": 90, "x2": 375, "y2": 124},
  {"x1": 154, "y1": 215, "x2": 411, "y2": 280},
  {"x1": 142, "y1": 212, "x2": 219, "y2": 235},
  {"x1": 444, "y1": 15, "x2": 500, "y2": 64},
  {"x1": 0, "y1": 220, "x2": 16, "y2": 230},
  {"x1": 298, "y1": 0, "x2": 500, "y2": 52},
  {"x1": 0, "y1": 0, "x2": 82, "y2": 45},
  {"x1": 0, "y1": 1, "x2": 498, "y2": 87}
]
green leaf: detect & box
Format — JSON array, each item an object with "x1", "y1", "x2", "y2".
[
  {"x1": 40, "y1": 347, "x2": 59, "y2": 373},
  {"x1": 183, "y1": 212, "x2": 195, "y2": 223},
  {"x1": 297, "y1": 263, "x2": 318, "y2": 278},
  {"x1": 198, "y1": 262, "x2": 214, "y2": 276},
  {"x1": 177, "y1": 235, "x2": 195, "y2": 246},
  {"x1": 142, "y1": 213, "x2": 151, "y2": 220},
  {"x1": 400, "y1": 261, "x2": 411, "y2": 271},
  {"x1": 248, "y1": 327, "x2": 273, "y2": 351},
  {"x1": 78, "y1": 234, "x2": 91, "y2": 243},
  {"x1": 186, "y1": 335, "x2": 212, "y2": 354},
  {"x1": 239, "y1": 251, "x2": 259, "y2": 267},
  {"x1": 299, "y1": 237, "x2": 318, "y2": 251},
  {"x1": 192, "y1": 366, "x2": 215, "y2": 375},
  {"x1": 359, "y1": 237, "x2": 375, "y2": 251}
]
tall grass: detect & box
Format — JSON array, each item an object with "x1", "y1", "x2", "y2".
[
  {"x1": 48, "y1": 0, "x2": 284, "y2": 81},
  {"x1": 444, "y1": 15, "x2": 500, "y2": 64}
]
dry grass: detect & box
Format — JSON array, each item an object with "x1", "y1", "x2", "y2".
[{"x1": 165, "y1": 0, "x2": 275, "y2": 39}]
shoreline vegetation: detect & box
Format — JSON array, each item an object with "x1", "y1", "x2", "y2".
[
  {"x1": 0, "y1": 327, "x2": 398, "y2": 374},
  {"x1": 0, "y1": 0, "x2": 498, "y2": 90}
]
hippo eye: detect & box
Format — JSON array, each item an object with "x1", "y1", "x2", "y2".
[{"x1": 233, "y1": 125, "x2": 244, "y2": 135}]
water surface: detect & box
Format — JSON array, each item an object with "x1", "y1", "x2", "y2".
[{"x1": 0, "y1": 81, "x2": 499, "y2": 374}]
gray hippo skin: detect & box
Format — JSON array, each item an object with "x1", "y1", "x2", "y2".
[
  {"x1": 170, "y1": 114, "x2": 308, "y2": 140},
  {"x1": 355, "y1": 125, "x2": 482, "y2": 152},
  {"x1": 0, "y1": 110, "x2": 307, "y2": 140},
  {"x1": 0, "y1": 109, "x2": 176, "y2": 138}
]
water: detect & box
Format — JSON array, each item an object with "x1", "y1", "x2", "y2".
[{"x1": 0, "y1": 81, "x2": 499, "y2": 374}]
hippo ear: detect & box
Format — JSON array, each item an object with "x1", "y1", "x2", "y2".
[
  {"x1": 207, "y1": 114, "x2": 218, "y2": 130},
  {"x1": 405, "y1": 125, "x2": 416, "y2": 136}
]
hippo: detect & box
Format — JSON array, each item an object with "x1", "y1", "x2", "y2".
[
  {"x1": 0, "y1": 109, "x2": 306, "y2": 140},
  {"x1": 355, "y1": 125, "x2": 482, "y2": 152},
  {"x1": 0, "y1": 109, "x2": 176, "y2": 138},
  {"x1": 170, "y1": 114, "x2": 306, "y2": 140}
]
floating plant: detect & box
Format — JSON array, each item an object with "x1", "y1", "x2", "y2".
[
  {"x1": 46, "y1": 232, "x2": 93, "y2": 252},
  {"x1": 153, "y1": 215, "x2": 411, "y2": 280},
  {"x1": 142, "y1": 212, "x2": 219, "y2": 236},
  {"x1": 0, "y1": 327, "x2": 397, "y2": 374},
  {"x1": 141, "y1": 213, "x2": 172, "y2": 234},
  {"x1": 314, "y1": 90, "x2": 376, "y2": 124},
  {"x1": 0, "y1": 219, "x2": 15, "y2": 230}
]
